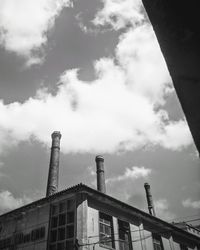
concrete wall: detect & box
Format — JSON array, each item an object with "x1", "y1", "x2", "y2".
[
  {"x1": 86, "y1": 206, "x2": 155, "y2": 250},
  {"x1": 0, "y1": 203, "x2": 50, "y2": 250},
  {"x1": 0, "y1": 192, "x2": 77, "y2": 250},
  {"x1": 85, "y1": 204, "x2": 198, "y2": 250}
]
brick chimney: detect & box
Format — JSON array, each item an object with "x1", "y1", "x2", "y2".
[
  {"x1": 144, "y1": 182, "x2": 156, "y2": 216},
  {"x1": 95, "y1": 155, "x2": 106, "y2": 193},
  {"x1": 46, "y1": 131, "x2": 61, "y2": 197}
]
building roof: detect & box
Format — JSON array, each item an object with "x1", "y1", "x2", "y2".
[{"x1": 0, "y1": 183, "x2": 200, "y2": 245}]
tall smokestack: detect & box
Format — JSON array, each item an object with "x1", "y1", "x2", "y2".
[
  {"x1": 46, "y1": 131, "x2": 61, "y2": 197},
  {"x1": 144, "y1": 182, "x2": 156, "y2": 216},
  {"x1": 95, "y1": 155, "x2": 106, "y2": 193}
]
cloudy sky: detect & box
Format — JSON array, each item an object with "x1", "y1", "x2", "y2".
[{"x1": 0, "y1": 0, "x2": 199, "y2": 223}]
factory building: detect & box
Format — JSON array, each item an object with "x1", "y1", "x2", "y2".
[{"x1": 0, "y1": 132, "x2": 199, "y2": 250}]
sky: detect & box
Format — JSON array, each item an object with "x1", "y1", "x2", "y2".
[{"x1": 0, "y1": 0, "x2": 199, "y2": 224}]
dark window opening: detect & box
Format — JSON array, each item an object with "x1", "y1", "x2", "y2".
[
  {"x1": 15, "y1": 233, "x2": 24, "y2": 244},
  {"x1": 31, "y1": 230, "x2": 36, "y2": 241},
  {"x1": 152, "y1": 233, "x2": 164, "y2": 250},
  {"x1": 41, "y1": 227, "x2": 45, "y2": 238},
  {"x1": 59, "y1": 213, "x2": 66, "y2": 226},
  {"x1": 0, "y1": 227, "x2": 45, "y2": 249},
  {"x1": 118, "y1": 220, "x2": 132, "y2": 250},
  {"x1": 49, "y1": 244, "x2": 56, "y2": 250},
  {"x1": 67, "y1": 211, "x2": 74, "y2": 224},
  {"x1": 66, "y1": 225, "x2": 74, "y2": 239},
  {"x1": 51, "y1": 216, "x2": 58, "y2": 228},
  {"x1": 59, "y1": 202, "x2": 67, "y2": 213},
  {"x1": 52, "y1": 205, "x2": 59, "y2": 215},
  {"x1": 50, "y1": 230, "x2": 57, "y2": 242},
  {"x1": 99, "y1": 212, "x2": 115, "y2": 248},
  {"x1": 67, "y1": 200, "x2": 75, "y2": 211},
  {"x1": 32, "y1": 227, "x2": 45, "y2": 241},
  {"x1": 58, "y1": 227, "x2": 65, "y2": 241},
  {"x1": 66, "y1": 240, "x2": 74, "y2": 250},
  {"x1": 180, "y1": 244, "x2": 188, "y2": 250},
  {"x1": 0, "y1": 237, "x2": 12, "y2": 249},
  {"x1": 24, "y1": 234, "x2": 31, "y2": 243},
  {"x1": 57, "y1": 241, "x2": 65, "y2": 250}
]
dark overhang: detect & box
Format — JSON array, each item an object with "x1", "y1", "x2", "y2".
[{"x1": 141, "y1": 0, "x2": 200, "y2": 154}]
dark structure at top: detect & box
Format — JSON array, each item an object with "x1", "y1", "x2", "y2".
[{"x1": 142, "y1": 0, "x2": 200, "y2": 154}]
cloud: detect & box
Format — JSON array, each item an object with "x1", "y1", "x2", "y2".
[
  {"x1": 155, "y1": 199, "x2": 176, "y2": 221},
  {"x1": 0, "y1": 5, "x2": 193, "y2": 154},
  {"x1": 0, "y1": 190, "x2": 31, "y2": 214},
  {"x1": 182, "y1": 199, "x2": 200, "y2": 209},
  {"x1": 158, "y1": 120, "x2": 193, "y2": 150},
  {"x1": 0, "y1": 45, "x2": 192, "y2": 155},
  {"x1": 103, "y1": 165, "x2": 152, "y2": 204},
  {"x1": 93, "y1": 0, "x2": 144, "y2": 30},
  {"x1": 116, "y1": 25, "x2": 173, "y2": 105},
  {"x1": 107, "y1": 166, "x2": 151, "y2": 183},
  {"x1": 0, "y1": 0, "x2": 72, "y2": 66}
]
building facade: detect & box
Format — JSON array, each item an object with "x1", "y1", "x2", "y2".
[
  {"x1": 1, "y1": 133, "x2": 199, "y2": 250},
  {"x1": 0, "y1": 184, "x2": 200, "y2": 250}
]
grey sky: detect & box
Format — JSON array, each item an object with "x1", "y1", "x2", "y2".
[{"x1": 0, "y1": 0, "x2": 199, "y2": 223}]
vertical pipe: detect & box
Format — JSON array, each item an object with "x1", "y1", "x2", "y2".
[
  {"x1": 95, "y1": 155, "x2": 106, "y2": 193},
  {"x1": 144, "y1": 182, "x2": 156, "y2": 216},
  {"x1": 46, "y1": 131, "x2": 61, "y2": 197}
]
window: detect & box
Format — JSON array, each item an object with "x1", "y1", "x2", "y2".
[
  {"x1": 58, "y1": 228, "x2": 65, "y2": 241},
  {"x1": 118, "y1": 220, "x2": 132, "y2": 250},
  {"x1": 50, "y1": 230, "x2": 57, "y2": 242},
  {"x1": 51, "y1": 216, "x2": 58, "y2": 228},
  {"x1": 59, "y1": 214, "x2": 66, "y2": 226},
  {"x1": 0, "y1": 237, "x2": 12, "y2": 249},
  {"x1": 99, "y1": 212, "x2": 115, "y2": 248},
  {"x1": 67, "y1": 211, "x2": 75, "y2": 223},
  {"x1": 152, "y1": 234, "x2": 164, "y2": 250},
  {"x1": 31, "y1": 227, "x2": 45, "y2": 241},
  {"x1": 48, "y1": 199, "x2": 75, "y2": 250},
  {"x1": 66, "y1": 240, "x2": 74, "y2": 250},
  {"x1": 180, "y1": 244, "x2": 188, "y2": 250},
  {"x1": 15, "y1": 233, "x2": 24, "y2": 244},
  {"x1": 24, "y1": 234, "x2": 31, "y2": 243}
]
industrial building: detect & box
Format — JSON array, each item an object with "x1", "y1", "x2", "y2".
[{"x1": 0, "y1": 132, "x2": 199, "y2": 250}]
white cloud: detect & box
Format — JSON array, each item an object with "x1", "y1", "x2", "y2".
[
  {"x1": 0, "y1": 5, "x2": 193, "y2": 154},
  {"x1": 182, "y1": 199, "x2": 200, "y2": 209},
  {"x1": 107, "y1": 166, "x2": 151, "y2": 183},
  {"x1": 0, "y1": 52, "x2": 192, "y2": 154},
  {"x1": 158, "y1": 120, "x2": 193, "y2": 150},
  {"x1": 0, "y1": 0, "x2": 72, "y2": 66},
  {"x1": 155, "y1": 199, "x2": 176, "y2": 221},
  {"x1": 93, "y1": 0, "x2": 144, "y2": 30},
  {"x1": 116, "y1": 25, "x2": 173, "y2": 105},
  {"x1": 0, "y1": 190, "x2": 31, "y2": 214}
]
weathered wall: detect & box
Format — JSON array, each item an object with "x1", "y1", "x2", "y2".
[
  {"x1": 86, "y1": 204, "x2": 182, "y2": 250},
  {"x1": 0, "y1": 203, "x2": 49, "y2": 250}
]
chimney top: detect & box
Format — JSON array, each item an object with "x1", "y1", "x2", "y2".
[
  {"x1": 51, "y1": 131, "x2": 61, "y2": 139},
  {"x1": 144, "y1": 182, "x2": 150, "y2": 187},
  {"x1": 95, "y1": 155, "x2": 104, "y2": 162}
]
